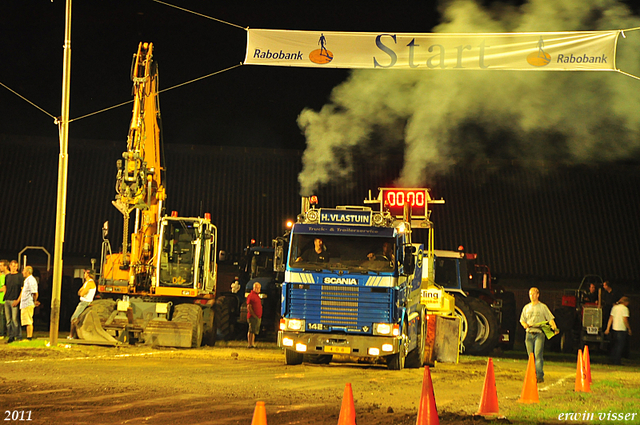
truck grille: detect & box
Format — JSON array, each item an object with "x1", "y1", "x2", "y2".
[{"x1": 287, "y1": 284, "x2": 392, "y2": 330}]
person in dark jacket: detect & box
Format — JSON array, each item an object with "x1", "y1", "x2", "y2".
[{"x1": 2, "y1": 261, "x2": 24, "y2": 342}]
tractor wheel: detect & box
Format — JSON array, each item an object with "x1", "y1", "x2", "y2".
[
  {"x1": 215, "y1": 296, "x2": 234, "y2": 341},
  {"x1": 202, "y1": 305, "x2": 216, "y2": 347},
  {"x1": 453, "y1": 294, "x2": 478, "y2": 353},
  {"x1": 552, "y1": 306, "x2": 577, "y2": 353},
  {"x1": 285, "y1": 349, "x2": 304, "y2": 365},
  {"x1": 499, "y1": 292, "x2": 517, "y2": 350},
  {"x1": 172, "y1": 304, "x2": 204, "y2": 348},
  {"x1": 466, "y1": 297, "x2": 500, "y2": 356}
]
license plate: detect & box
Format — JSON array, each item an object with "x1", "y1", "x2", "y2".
[
  {"x1": 324, "y1": 346, "x2": 351, "y2": 354},
  {"x1": 587, "y1": 326, "x2": 599, "y2": 335}
]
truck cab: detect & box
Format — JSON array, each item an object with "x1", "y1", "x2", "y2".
[{"x1": 276, "y1": 192, "x2": 431, "y2": 370}]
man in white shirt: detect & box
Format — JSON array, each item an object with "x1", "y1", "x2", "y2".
[
  {"x1": 605, "y1": 296, "x2": 631, "y2": 365},
  {"x1": 14, "y1": 265, "x2": 38, "y2": 340},
  {"x1": 520, "y1": 287, "x2": 558, "y2": 383}
]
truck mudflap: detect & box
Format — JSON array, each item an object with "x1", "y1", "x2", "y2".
[
  {"x1": 76, "y1": 309, "x2": 119, "y2": 345},
  {"x1": 143, "y1": 320, "x2": 194, "y2": 348},
  {"x1": 278, "y1": 331, "x2": 401, "y2": 357}
]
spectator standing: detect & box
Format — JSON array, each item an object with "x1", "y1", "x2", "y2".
[
  {"x1": 246, "y1": 282, "x2": 262, "y2": 348},
  {"x1": 605, "y1": 297, "x2": 632, "y2": 365},
  {"x1": 602, "y1": 281, "x2": 623, "y2": 320},
  {"x1": 4, "y1": 260, "x2": 24, "y2": 343},
  {"x1": 68, "y1": 270, "x2": 96, "y2": 339},
  {"x1": 14, "y1": 265, "x2": 38, "y2": 340},
  {"x1": 520, "y1": 287, "x2": 558, "y2": 383},
  {"x1": 0, "y1": 260, "x2": 8, "y2": 338}
]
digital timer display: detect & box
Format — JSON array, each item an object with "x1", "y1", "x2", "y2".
[{"x1": 380, "y1": 188, "x2": 428, "y2": 217}]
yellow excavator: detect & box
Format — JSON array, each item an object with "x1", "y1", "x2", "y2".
[{"x1": 76, "y1": 42, "x2": 218, "y2": 347}]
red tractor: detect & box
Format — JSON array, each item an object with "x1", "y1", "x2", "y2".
[{"x1": 553, "y1": 275, "x2": 606, "y2": 353}]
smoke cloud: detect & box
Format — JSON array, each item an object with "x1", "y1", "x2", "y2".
[{"x1": 297, "y1": 0, "x2": 640, "y2": 195}]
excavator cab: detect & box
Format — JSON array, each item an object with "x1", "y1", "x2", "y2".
[
  {"x1": 159, "y1": 222, "x2": 196, "y2": 287},
  {"x1": 157, "y1": 216, "x2": 217, "y2": 293}
]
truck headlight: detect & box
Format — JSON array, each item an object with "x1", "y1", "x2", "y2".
[
  {"x1": 282, "y1": 337, "x2": 294, "y2": 347},
  {"x1": 373, "y1": 323, "x2": 399, "y2": 336},
  {"x1": 282, "y1": 318, "x2": 305, "y2": 331},
  {"x1": 382, "y1": 343, "x2": 394, "y2": 352}
]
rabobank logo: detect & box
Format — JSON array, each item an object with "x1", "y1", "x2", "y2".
[
  {"x1": 527, "y1": 37, "x2": 551, "y2": 67},
  {"x1": 309, "y1": 33, "x2": 334, "y2": 64}
]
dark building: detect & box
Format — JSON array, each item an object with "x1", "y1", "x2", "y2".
[{"x1": 2, "y1": 134, "x2": 639, "y2": 286}]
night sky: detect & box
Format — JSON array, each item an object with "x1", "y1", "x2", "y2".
[{"x1": 1, "y1": 1, "x2": 441, "y2": 150}]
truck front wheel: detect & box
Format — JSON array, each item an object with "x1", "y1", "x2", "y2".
[
  {"x1": 285, "y1": 349, "x2": 304, "y2": 365},
  {"x1": 386, "y1": 348, "x2": 406, "y2": 370},
  {"x1": 387, "y1": 323, "x2": 408, "y2": 370},
  {"x1": 405, "y1": 308, "x2": 426, "y2": 368}
]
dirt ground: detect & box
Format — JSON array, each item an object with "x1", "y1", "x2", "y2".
[{"x1": 1, "y1": 335, "x2": 638, "y2": 425}]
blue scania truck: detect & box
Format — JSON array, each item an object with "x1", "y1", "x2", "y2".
[{"x1": 275, "y1": 188, "x2": 454, "y2": 370}]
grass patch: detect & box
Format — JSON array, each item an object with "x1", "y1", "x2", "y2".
[
  {"x1": 598, "y1": 379, "x2": 623, "y2": 389},
  {"x1": 512, "y1": 381, "x2": 639, "y2": 424},
  {"x1": 5, "y1": 338, "x2": 49, "y2": 348}
]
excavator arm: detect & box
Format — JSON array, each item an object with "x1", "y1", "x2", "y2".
[{"x1": 113, "y1": 42, "x2": 166, "y2": 287}]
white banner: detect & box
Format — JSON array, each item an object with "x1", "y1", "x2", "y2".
[{"x1": 245, "y1": 29, "x2": 620, "y2": 71}]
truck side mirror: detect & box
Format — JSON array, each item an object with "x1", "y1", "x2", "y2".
[
  {"x1": 273, "y1": 239, "x2": 285, "y2": 273},
  {"x1": 404, "y1": 246, "x2": 415, "y2": 275}
]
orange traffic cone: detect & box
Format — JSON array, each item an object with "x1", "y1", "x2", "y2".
[
  {"x1": 583, "y1": 345, "x2": 592, "y2": 384},
  {"x1": 574, "y1": 349, "x2": 589, "y2": 392},
  {"x1": 251, "y1": 401, "x2": 267, "y2": 425},
  {"x1": 476, "y1": 358, "x2": 499, "y2": 416},
  {"x1": 579, "y1": 348, "x2": 591, "y2": 393},
  {"x1": 517, "y1": 353, "x2": 539, "y2": 404},
  {"x1": 338, "y1": 383, "x2": 356, "y2": 425},
  {"x1": 416, "y1": 366, "x2": 439, "y2": 425}
]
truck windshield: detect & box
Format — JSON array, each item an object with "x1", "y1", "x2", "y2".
[{"x1": 289, "y1": 234, "x2": 396, "y2": 273}]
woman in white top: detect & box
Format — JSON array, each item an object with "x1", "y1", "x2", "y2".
[{"x1": 68, "y1": 270, "x2": 96, "y2": 339}]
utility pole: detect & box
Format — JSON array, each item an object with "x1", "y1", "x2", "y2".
[{"x1": 50, "y1": 0, "x2": 72, "y2": 346}]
